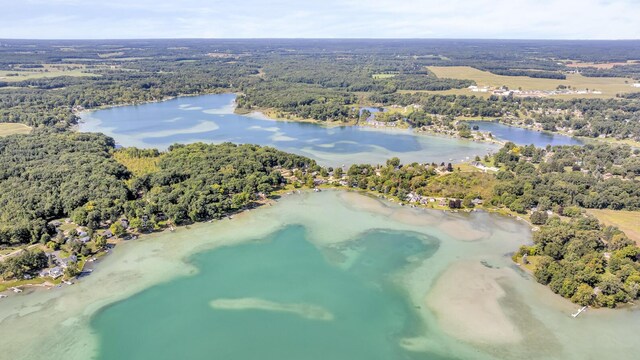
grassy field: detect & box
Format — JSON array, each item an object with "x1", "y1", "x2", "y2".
[
  {"x1": 564, "y1": 60, "x2": 639, "y2": 69},
  {"x1": 455, "y1": 162, "x2": 484, "y2": 173},
  {"x1": 514, "y1": 254, "x2": 541, "y2": 272},
  {"x1": 372, "y1": 73, "x2": 396, "y2": 79},
  {"x1": 581, "y1": 136, "x2": 640, "y2": 149},
  {"x1": 587, "y1": 209, "x2": 640, "y2": 245},
  {"x1": 0, "y1": 123, "x2": 32, "y2": 136},
  {"x1": 0, "y1": 278, "x2": 48, "y2": 292},
  {"x1": 398, "y1": 88, "x2": 494, "y2": 98},
  {"x1": 98, "y1": 51, "x2": 125, "y2": 58},
  {"x1": 113, "y1": 151, "x2": 160, "y2": 177},
  {"x1": 427, "y1": 66, "x2": 636, "y2": 98},
  {"x1": 0, "y1": 64, "x2": 96, "y2": 82}
]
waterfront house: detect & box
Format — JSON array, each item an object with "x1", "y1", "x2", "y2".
[
  {"x1": 60, "y1": 255, "x2": 77, "y2": 268},
  {"x1": 448, "y1": 199, "x2": 462, "y2": 209},
  {"x1": 49, "y1": 267, "x2": 63, "y2": 279}
]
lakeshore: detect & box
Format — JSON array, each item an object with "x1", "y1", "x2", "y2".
[
  {"x1": 1, "y1": 191, "x2": 638, "y2": 360},
  {"x1": 2, "y1": 36, "x2": 639, "y2": 360},
  {"x1": 77, "y1": 93, "x2": 501, "y2": 166}
]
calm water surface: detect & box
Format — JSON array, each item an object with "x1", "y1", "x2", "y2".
[
  {"x1": 79, "y1": 94, "x2": 498, "y2": 165},
  {"x1": 92, "y1": 226, "x2": 448, "y2": 360},
  {"x1": 469, "y1": 121, "x2": 582, "y2": 146}
]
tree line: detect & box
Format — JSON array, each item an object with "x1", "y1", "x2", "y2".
[{"x1": 0, "y1": 131, "x2": 315, "y2": 246}]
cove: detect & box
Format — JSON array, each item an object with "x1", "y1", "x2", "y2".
[
  {"x1": 91, "y1": 226, "x2": 446, "y2": 360},
  {"x1": 468, "y1": 121, "x2": 583, "y2": 147},
  {"x1": 78, "y1": 94, "x2": 498, "y2": 166}
]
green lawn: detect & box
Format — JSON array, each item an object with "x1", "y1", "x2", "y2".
[
  {"x1": 0, "y1": 277, "x2": 47, "y2": 292},
  {"x1": 587, "y1": 209, "x2": 640, "y2": 245},
  {"x1": 514, "y1": 254, "x2": 542, "y2": 273},
  {"x1": 0, "y1": 64, "x2": 96, "y2": 82}
]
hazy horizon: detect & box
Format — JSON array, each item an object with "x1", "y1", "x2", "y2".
[
  {"x1": 2, "y1": 38, "x2": 639, "y2": 42},
  {"x1": 3, "y1": 0, "x2": 639, "y2": 40}
]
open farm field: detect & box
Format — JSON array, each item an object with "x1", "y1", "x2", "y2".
[
  {"x1": 0, "y1": 123, "x2": 32, "y2": 136},
  {"x1": 428, "y1": 66, "x2": 636, "y2": 98}
]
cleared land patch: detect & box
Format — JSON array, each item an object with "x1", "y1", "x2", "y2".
[
  {"x1": 427, "y1": 66, "x2": 635, "y2": 98},
  {"x1": 565, "y1": 60, "x2": 639, "y2": 69},
  {"x1": 587, "y1": 209, "x2": 640, "y2": 245},
  {"x1": 113, "y1": 151, "x2": 159, "y2": 177},
  {"x1": 0, "y1": 64, "x2": 98, "y2": 82},
  {"x1": 372, "y1": 73, "x2": 396, "y2": 79},
  {"x1": 0, "y1": 123, "x2": 32, "y2": 136}
]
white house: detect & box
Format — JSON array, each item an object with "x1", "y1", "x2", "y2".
[{"x1": 49, "y1": 267, "x2": 64, "y2": 279}]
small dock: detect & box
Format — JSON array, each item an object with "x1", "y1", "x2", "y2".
[{"x1": 571, "y1": 306, "x2": 587, "y2": 318}]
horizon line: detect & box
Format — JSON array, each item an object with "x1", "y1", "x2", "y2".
[{"x1": 1, "y1": 37, "x2": 640, "y2": 42}]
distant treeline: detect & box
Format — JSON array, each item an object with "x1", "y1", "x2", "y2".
[{"x1": 0, "y1": 39, "x2": 639, "y2": 137}]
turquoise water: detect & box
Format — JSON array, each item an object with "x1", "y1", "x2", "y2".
[
  {"x1": 79, "y1": 94, "x2": 498, "y2": 166},
  {"x1": 91, "y1": 226, "x2": 447, "y2": 360},
  {"x1": 469, "y1": 121, "x2": 582, "y2": 146},
  {"x1": 2, "y1": 191, "x2": 639, "y2": 360}
]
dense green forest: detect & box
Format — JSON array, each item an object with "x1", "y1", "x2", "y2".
[
  {"x1": 520, "y1": 216, "x2": 639, "y2": 308},
  {"x1": 1, "y1": 39, "x2": 639, "y2": 141},
  {"x1": 0, "y1": 131, "x2": 130, "y2": 245},
  {"x1": 344, "y1": 143, "x2": 640, "y2": 212},
  {"x1": 119, "y1": 142, "x2": 314, "y2": 226},
  {"x1": 491, "y1": 143, "x2": 640, "y2": 211},
  {"x1": 0, "y1": 132, "x2": 314, "y2": 246}
]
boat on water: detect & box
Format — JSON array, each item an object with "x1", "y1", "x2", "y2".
[{"x1": 572, "y1": 306, "x2": 587, "y2": 318}]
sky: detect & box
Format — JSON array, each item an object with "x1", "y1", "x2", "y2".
[{"x1": 2, "y1": 0, "x2": 639, "y2": 39}]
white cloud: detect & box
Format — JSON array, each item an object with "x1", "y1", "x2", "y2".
[{"x1": 2, "y1": 0, "x2": 639, "y2": 39}]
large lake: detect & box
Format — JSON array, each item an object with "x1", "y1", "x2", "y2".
[
  {"x1": 79, "y1": 94, "x2": 583, "y2": 167},
  {"x1": 79, "y1": 94, "x2": 499, "y2": 165},
  {"x1": 1, "y1": 191, "x2": 638, "y2": 359}
]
